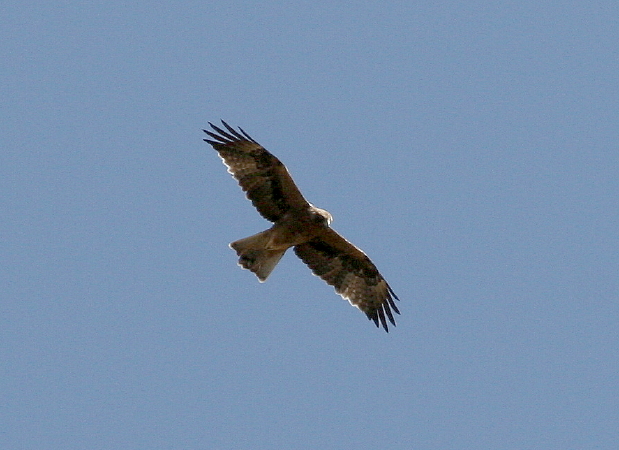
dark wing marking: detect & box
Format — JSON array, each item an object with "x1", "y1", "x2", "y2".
[
  {"x1": 294, "y1": 228, "x2": 400, "y2": 332},
  {"x1": 203, "y1": 121, "x2": 309, "y2": 222}
]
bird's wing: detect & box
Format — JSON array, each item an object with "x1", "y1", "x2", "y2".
[
  {"x1": 204, "y1": 121, "x2": 309, "y2": 222},
  {"x1": 294, "y1": 228, "x2": 400, "y2": 331}
]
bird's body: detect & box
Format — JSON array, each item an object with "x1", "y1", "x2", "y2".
[
  {"x1": 229, "y1": 205, "x2": 331, "y2": 281},
  {"x1": 204, "y1": 121, "x2": 400, "y2": 331}
]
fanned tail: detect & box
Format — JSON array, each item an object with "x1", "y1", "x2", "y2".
[{"x1": 229, "y1": 230, "x2": 286, "y2": 282}]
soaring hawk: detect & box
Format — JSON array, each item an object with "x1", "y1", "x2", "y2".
[{"x1": 204, "y1": 121, "x2": 400, "y2": 331}]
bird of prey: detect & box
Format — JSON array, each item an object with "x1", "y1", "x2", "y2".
[{"x1": 203, "y1": 121, "x2": 400, "y2": 331}]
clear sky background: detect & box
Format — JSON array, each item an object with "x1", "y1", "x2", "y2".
[{"x1": 2, "y1": 1, "x2": 618, "y2": 449}]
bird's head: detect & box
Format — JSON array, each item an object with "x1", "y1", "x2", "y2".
[{"x1": 310, "y1": 206, "x2": 333, "y2": 226}]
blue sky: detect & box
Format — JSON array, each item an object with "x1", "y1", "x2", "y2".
[{"x1": 2, "y1": 1, "x2": 618, "y2": 448}]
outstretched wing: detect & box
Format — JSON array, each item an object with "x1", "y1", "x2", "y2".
[
  {"x1": 294, "y1": 228, "x2": 400, "y2": 332},
  {"x1": 203, "y1": 121, "x2": 309, "y2": 222}
]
